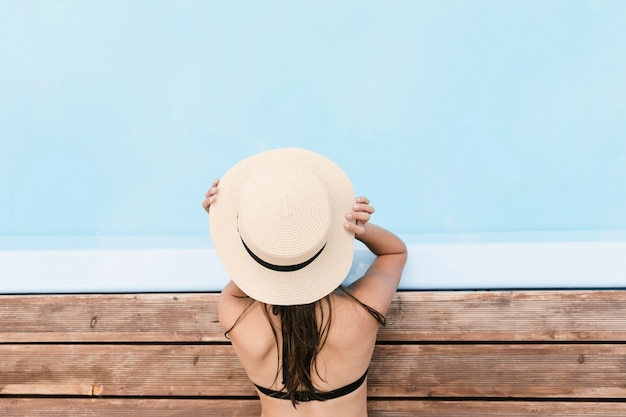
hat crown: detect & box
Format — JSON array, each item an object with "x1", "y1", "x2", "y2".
[{"x1": 237, "y1": 162, "x2": 331, "y2": 268}]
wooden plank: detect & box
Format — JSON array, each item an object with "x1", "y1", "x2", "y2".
[
  {"x1": 2, "y1": 290, "x2": 626, "y2": 343},
  {"x1": 368, "y1": 400, "x2": 626, "y2": 416},
  {"x1": 0, "y1": 293, "x2": 224, "y2": 343},
  {"x1": 1, "y1": 398, "x2": 625, "y2": 416},
  {"x1": 0, "y1": 344, "x2": 252, "y2": 397},
  {"x1": 383, "y1": 290, "x2": 626, "y2": 342},
  {"x1": 370, "y1": 344, "x2": 626, "y2": 398},
  {"x1": 0, "y1": 398, "x2": 261, "y2": 417},
  {"x1": 2, "y1": 344, "x2": 625, "y2": 398}
]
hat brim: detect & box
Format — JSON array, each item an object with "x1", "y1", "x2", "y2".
[{"x1": 209, "y1": 148, "x2": 355, "y2": 305}]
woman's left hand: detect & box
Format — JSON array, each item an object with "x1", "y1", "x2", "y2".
[{"x1": 202, "y1": 178, "x2": 220, "y2": 214}]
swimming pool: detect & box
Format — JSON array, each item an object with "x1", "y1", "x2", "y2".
[{"x1": 2, "y1": 2, "x2": 626, "y2": 292}]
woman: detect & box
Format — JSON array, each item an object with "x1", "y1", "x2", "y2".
[{"x1": 203, "y1": 148, "x2": 407, "y2": 417}]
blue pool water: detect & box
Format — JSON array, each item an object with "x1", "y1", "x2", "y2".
[{"x1": 1, "y1": 1, "x2": 625, "y2": 291}]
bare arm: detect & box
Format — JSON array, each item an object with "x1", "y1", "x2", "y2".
[{"x1": 344, "y1": 197, "x2": 407, "y2": 316}]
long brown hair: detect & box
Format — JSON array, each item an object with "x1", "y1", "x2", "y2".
[{"x1": 224, "y1": 286, "x2": 386, "y2": 406}]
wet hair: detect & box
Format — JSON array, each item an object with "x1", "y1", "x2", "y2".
[{"x1": 224, "y1": 285, "x2": 386, "y2": 406}]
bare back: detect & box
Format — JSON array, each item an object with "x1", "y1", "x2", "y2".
[{"x1": 219, "y1": 288, "x2": 382, "y2": 417}]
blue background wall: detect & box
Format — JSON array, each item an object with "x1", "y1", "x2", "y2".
[{"x1": 2, "y1": 1, "x2": 626, "y2": 247}]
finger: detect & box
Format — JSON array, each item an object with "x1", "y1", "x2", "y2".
[
  {"x1": 205, "y1": 186, "x2": 219, "y2": 198},
  {"x1": 343, "y1": 221, "x2": 365, "y2": 236},
  {"x1": 202, "y1": 196, "x2": 215, "y2": 213},
  {"x1": 355, "y1": 196, "x2": 370, "y2": 205},
  {"x1": 347, "y1": 211, "x2": 370, "y2": 223},
  {"x1": 205, "y1": 179, "x2": 220, "y2": 197},
  {"x1": 353, "y1": 202, "x2": 374, "y2": 214}
]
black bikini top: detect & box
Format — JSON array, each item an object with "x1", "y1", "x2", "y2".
[{"x1": 254, "y1": 369, "x2": 368, "y2": 402}]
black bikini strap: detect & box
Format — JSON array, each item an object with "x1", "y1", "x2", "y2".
[
  {"x1": 254, "y1": 369, "x2": 368, "y2": 402},
  {"x1": 319, "y1": 369, "x2": 368, "y2": 400}
]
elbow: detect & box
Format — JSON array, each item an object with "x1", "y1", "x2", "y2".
[
  {"x1": 396, "y1": 237, "x2": 408, "y2": 259},
  {"x1": 392, "y1": 239, "x2": 408, "y2": 267}
]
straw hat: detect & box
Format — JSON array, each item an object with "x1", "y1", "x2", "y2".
[{"x1": 209, "y1": 148, "x2": 355, "y2": 305}]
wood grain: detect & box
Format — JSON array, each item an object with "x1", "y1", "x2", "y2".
[
  {"x1": 0, "y1": 293, "x2": 222, "y2": 343},
  {"x1": 1, "y1": 290, "x2": 625, "y2": 413},
  {"x1": 1, "y1": 398, "x2": 625, "y2": 417},
  {"x1": 1, "y1": 290, "x2": 625, "y2": 343},
  {"x1": 383, "y1": 290, "x2": 626, "y2": 342},
  {"x1": 1, "y1": 343, "x2": 625, "y2": 398}
]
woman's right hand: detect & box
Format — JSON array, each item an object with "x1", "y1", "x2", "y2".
[
  {"x1": 202, "y1": 178, "x2": 220, "y2": 214},
  {"x1": 344, "y1": 196, "x2": 375, "y2": 236}
]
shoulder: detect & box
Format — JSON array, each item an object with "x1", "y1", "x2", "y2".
[
  {"x1": 328, "y1": 290, "x2": 382, "y2": 331},
  {"x1": 346, "y1": 252, "x2": 406, "y2": 317},
  {"x1": 218, "y1": 281, "x2": 253, "y2": 332}
]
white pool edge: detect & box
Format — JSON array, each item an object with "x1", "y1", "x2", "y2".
[{"x1": 1, "y1": 240, "x2": 625, "y2": 293}]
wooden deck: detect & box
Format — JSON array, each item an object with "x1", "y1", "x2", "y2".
[{"x1": 1, "y1": 290, "x2": 625, "y2": 415}]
